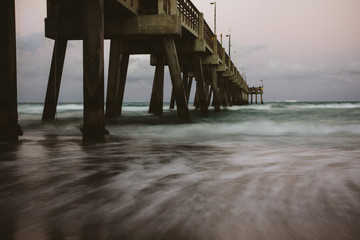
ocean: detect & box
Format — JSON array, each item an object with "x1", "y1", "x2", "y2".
[{"x1": 1, "y1": 102, "x2": 360, "y2": 239}]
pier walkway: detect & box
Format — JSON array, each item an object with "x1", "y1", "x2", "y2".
[{"x1": 1, "y1": 0, "x2": 254, "y2": 141}]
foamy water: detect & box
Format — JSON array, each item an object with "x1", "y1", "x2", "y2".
[{"x1": 1, "y1": 102, "x2": 360, "y2": 239}]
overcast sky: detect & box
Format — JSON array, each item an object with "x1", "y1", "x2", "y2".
[{"x1": 15, "y1": 0, "x2": 360, "y2": 102}]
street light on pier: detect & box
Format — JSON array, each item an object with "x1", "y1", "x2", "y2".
[
  {"x1": 241, "y1": 68, "x2": 247, "y2": 83},
  {"x1": 210, "y1": 2, "x2": 216, "y2": 36},
  {"x1": 233, "y1": 51, "x2": 237, "y2": 66},
  {"x1": 226, "y1": 28, "x2": 231, "y2": 57}
]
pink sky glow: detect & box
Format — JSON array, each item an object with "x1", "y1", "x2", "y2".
[{"x1": 14, "y1": 0, "x2": 360, "y2": 102}]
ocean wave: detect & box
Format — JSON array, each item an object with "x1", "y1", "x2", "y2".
[
  {"x1": 57, "y1": 103, "x2": 83, "y2": 112},
  {"x1": 294, "y1": 102, "x2": 360, "y2": 109},
  {"x1": 236, "y1": 102, "x2": 360, "y2": 110},
  {"x1": 112, "y1": 120, "x2": 360, "y2": 146}
]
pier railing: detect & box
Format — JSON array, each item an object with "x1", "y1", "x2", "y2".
[
  {"x1": 177, "y1": 0, "x2": 199, "y2": 35},
  {"x1": 149, "y1": 0, "x2": 248, "y2": 91},
  {"x1": 176, "y1": 0, "x2": 215, "y2": 52},
  {"x1": 203, "y1": 21, "x2": 214, "y2": 50}
]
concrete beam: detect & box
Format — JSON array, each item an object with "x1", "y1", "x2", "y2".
[
  {"x1": 181, "y1": 39, "x2": 206, "y2": 52},
  {"x1": 202, "y1": 54, "x2": 221, "y2": 65},
  {"x1": 45, "y1": 15, "x2": 182, "y2": 40},
  {"x1": 216, "y1": 63, "x2": 227, "y2": 72},
  {"x1": 222, "y1": 70, "x2": 234, "y2": 77}
]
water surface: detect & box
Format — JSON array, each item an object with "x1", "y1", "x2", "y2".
[{"x1": 1, "y1": 102, "x2": 360, "y2": 239}]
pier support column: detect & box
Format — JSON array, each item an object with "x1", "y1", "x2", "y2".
[
  {"x1": 261, "y1": 93, "x2": 264, "y2": 104},
  {"x1": 42, "y1": 39, "x2": 67, "y2": 121},
  {"x1": 208, "y1": 85, "x2": 213, "y2": 106},
  {"x1": 210, "y1": 67, "x2": 221, "y2": 112},
  {"x1": 169, "y1": 89, "x2": 175, "y2": 109},
  {"x1": 0, "y1": 0, "x2": 22, "y2": 141},
  {"x1": 81, "y1": 0, "x2": 108, "y2": 141},
  {"x1": 182, "y1": 67, "x2": 189, "y2": 104},
  {"x1": 163, "y1": 37, "x2": 190, "y2": 121},
  {"x1": 225, "y1": 79, "x2": 232, "y2": 107},
  {"x1": 186, "y1": 77, "x2": 193, "y2": 103},
  {"x1": 255, "y1": 94, "x2": 258, "y2": 104},
  {"x1": 218, "y1": 76, "x2": 228, "y2": 107},
  {"x1": 115, "y1": 52, "x2": 129, "y2": 117},
  {"x1": 105, "y1": 39, "x2": 130, "y2": 120},
  {"x1": 149, "y1": 54, "x2": 165, "y2": 115},
  {"x1": 194, "y1": 56, "x2": 209, "y2": 116}
]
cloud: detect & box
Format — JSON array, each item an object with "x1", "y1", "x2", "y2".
[
  {"x1": 127, "y1": 55, "x2": 155, "y2": 80},
  {"x1": 243, "y1": 60, "x2": 360, "y2": 101},
  {"x1": 15, "y1": 34, "x2": 161, "y2": 102},
  {"x1": 265, "y1": 61, "x2": 325, "y2": 81},
  {"x1": 16, "y1": 33, "x2": 53, "y2": 102},
  {"x1": 346, "y1": 62, "x2": 360, "y2": 75},
  {"x1": 16, "y1": 32, "x2": 46, "y2": 52},
  {"x1": 236, "y1": 44, "x2": 268, "y2": 57}
]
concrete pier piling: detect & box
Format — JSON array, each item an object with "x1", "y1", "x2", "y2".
[
  {"x1": 106, "y1": 39, "x2": 123, "y2": 120},
  {"x1": 211, "y1": 67, "x2": 221, "y2": 112},
  {"x1": 42, "y1": 39, "x2": 67, "y2": 121},
  {"x1": 194, "y1": 56, "x2": 209, "y2": 117},
  {"x1": 0, "y1": 0, "x2": 22, "y2": 141},
  {"x1": 163, "y1": 37, "x2": 190, "y2": 121},
  {"x1": 106, "y1": 40, "x2": 130, "y2": 120},
  {"x1": 81, "y1": 0, "x2": 108, "y2": 141},
  {"x1": 149, "y1": 54, "x2": 165, "y2": 116}
]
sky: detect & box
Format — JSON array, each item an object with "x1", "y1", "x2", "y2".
[{"x1": 14, "y1": 0, "x2": 360, "y2": 102}]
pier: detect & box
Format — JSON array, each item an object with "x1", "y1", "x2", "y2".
[
  {"x1": 249, "y1": 86, "x2": 264, "y2": 104},
  {"x1": 1, "y1": 0, "x2": 255, "y2": 141}
]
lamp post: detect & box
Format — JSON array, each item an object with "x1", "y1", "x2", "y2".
[
  {"x1": 233, "y1": 51, "x2": 237, "y2": 66},
  {"x1": 242, "y1": 68, "x2": 247, "y2": 83},
  {"x1": 226, "y1": 28, "x2": 231, "y2": 57},
  {"x1": 210, "y1": 2, "x2": 216, "y2": 36}
]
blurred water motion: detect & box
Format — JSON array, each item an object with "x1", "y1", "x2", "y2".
[
  {"x1": 1, "y1": 102, "x2": 360, "y2": 239},
  {"x1": 1, "y1": 137, "x2": 359, "y2": 240}
]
